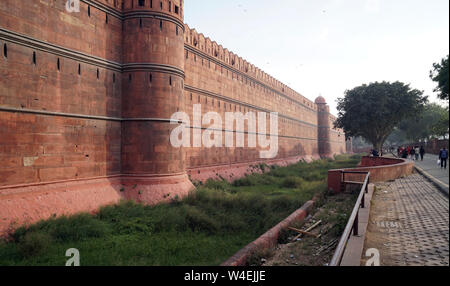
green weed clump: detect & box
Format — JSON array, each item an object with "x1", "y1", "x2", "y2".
[{"x1": 17, "y1": 232, "x2": 53, "y2": 258}]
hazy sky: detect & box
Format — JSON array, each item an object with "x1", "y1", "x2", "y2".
[{"x1": 184, "y1": 0, "x2": 449, "y2": 115}]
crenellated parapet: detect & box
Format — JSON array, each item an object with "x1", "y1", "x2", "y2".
[
  {"x1": 183, "y1": 24, "x2": 318, "y2": 113},
  {"x1": 0, "y1": 0, "x2": 348, "y2": 234}
]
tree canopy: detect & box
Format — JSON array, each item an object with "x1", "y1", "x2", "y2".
[
  {"x1": 334, "y1": 81, "x2": 427, "y2": 151},
  {"x1": 430, "y1": 55, "x2": 449, "y2": 101},
  {"x1": 398, "y1": 103, "x2": 448, "y2": 142}
]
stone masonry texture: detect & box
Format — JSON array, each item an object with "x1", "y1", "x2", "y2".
[{"x1": 0, "y1": 0, "x2": 347, "y2": 233}]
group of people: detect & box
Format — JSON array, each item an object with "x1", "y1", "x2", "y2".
[
  {"x1": 397, "y1": 146, "x2": 425, "y2": 161},
  {"x1": 395, "y1": 145, "x2": 448, "y2": 170}
]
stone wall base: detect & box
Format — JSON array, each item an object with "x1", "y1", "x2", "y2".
[
  {"x1": 188, "y1": 154, "x2": 320, "y2": 183},
  {"x1": 0, "y1": 173, "x2": 195, "y2": 236}
]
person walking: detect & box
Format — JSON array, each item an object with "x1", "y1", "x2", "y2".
[
  {"x1": 439, "y1": 147, "x2": 448, "y2": 170},
  {"x1": 414, "y1": 146, "x2": 420, "y2": 161},
  {"x1": 420, "y1": 146, "x2": 425, "y2": 161},
  {"x1": 402, "y1": 148, "x2": 408, "y2": 159},
  {"x1": 410, "y1": 147, "x2": 416, "y2": 161}
]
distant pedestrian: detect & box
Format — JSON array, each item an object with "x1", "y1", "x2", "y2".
[
  {"x1": 410, "y1": 147, "x2": 416, "y2": 161},
  {"x1": 407, "y1": 146, "x2": 412, "y2": 159},
  {"x1": 420, "y1": 146, "x2": 425, "y2": 161},
  {"x1": 439, "y1": 147, "x2": 448, "y2": 170},
  {"x1": 414, "y1": 146, "x2": 420, "y2": 161},
  {"x1": 372, "y1": 149, "x2": 379, "y2": 157},
  {"x1": 402, "y1": 148, "x2": 408, "y2": 159}
]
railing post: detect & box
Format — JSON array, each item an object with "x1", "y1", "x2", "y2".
[
  {"x1": 361, "y1": 193, "x2": 365, "y2": 208},
  {"x1": 353, "y1": 212, "x2": 359, "y2": 236},
  {"x1": 366, "y1": 176, "x2": 369, "y2": 194}
]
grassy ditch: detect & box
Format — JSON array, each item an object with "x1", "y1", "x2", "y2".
[
  {"x1": 255, "y1": 190, "x2": 360, "y2": 266},
  {"x1": 0, "y1": 154, "x2": 361, "y2": 266}
]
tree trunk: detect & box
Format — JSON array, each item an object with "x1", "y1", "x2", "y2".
[{"x1": 373, "y1": 142, "x2": 383, "y2": 155}]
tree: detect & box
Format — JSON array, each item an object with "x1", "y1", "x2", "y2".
[
  {"x1": 398, "y1": 103, "x2": 447, "y2": 142},
  {"x1": 385, "y1": 127, "x2": 408, "y2": 147},
  {"x1": 334, "y1": 81, "x2": 427, "y2": 151},
  {"x1": 431, "y1": 106, "x2": 449, "y2": 139},
  {"x1": 430, "y1": 55, "x2": 449, "y2": 101}
]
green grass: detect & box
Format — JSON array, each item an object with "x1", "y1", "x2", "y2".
[{"x1": 0, "y1": 154, "x2": 361, "y2": 266}]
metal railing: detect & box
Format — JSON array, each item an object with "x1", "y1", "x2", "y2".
[{"x1": 329, "y1": 171, "x2": 370, "y2": 266}]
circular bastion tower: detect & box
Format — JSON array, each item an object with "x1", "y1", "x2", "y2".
[
  {"x1": 315, "y1": 96, "x2": 332, "y2": 158},
  {"x1": 121, "y1": 0, "x2": 194, "y2": 204}
]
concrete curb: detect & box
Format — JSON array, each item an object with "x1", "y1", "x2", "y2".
[
  {"x1": 414, "y1": 166, "x2": 449, "y2": 197},
  {"x1": 340, "y1": 184, "x2": 374, "y2": 266},
  {"x1": 221, "y1": 200, "x2": 315, "y2": 266}
]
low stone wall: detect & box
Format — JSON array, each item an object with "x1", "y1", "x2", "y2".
[
  {"x1": 328, "y1": 156, "x2": 414, "y2": 193},
  {"x1": 221, "y1": 200, "x2": 315, "y2": 266}
]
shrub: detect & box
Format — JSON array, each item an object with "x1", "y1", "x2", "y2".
[
  {"x1": 97, "y1": 200, "x2": 146, "y2": 222},
  {"x1": 18, "y1": 232, "x2": 53, "y2": 258},
  {"x1": 115, "y1": 218, "x2": 153, "y2": 235},
  {"x1": 232, "y1": 176, "x2": 258, "y2": 187},
  {"x1": 204, "y1": 179, "x2": 230, "y2": 191},
  {"x1": 282, "y1": 177, "x2": 305, "y2": 189},
  {"x1": 183, "y1": 206, "x2": 219, "y2": 234}
]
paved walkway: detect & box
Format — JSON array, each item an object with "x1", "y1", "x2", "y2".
[
  {"x1": 414, "y1": 154, "x2": 449, "y2": 187},
  {"x1": 362, "y1": 173, "x2": 449, "y2": 266}
]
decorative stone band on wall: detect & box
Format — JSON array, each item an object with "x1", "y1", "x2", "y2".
[
  {"x1": 185, "y1": 85, "x2": 318, "y2": 128},
  {"x1": 0, "y1": 106, "x2": 183, "y2": 123},
  {"x1": 80, "y1": 0, "x2": 123, "y2": 19},
  {"x1": 184, "y1": 45, "x2": 317, "y2": 113},
  {"x1": 328, "y1": 157, "x2": 415, "y2": 193},
  {"x1": 122, "y1": 63, "x2": 185, "y2": 78},
  {"x1": 79, "y1": 0, "x2": 186, "y2": 28},
  {"x1": 123, "y1": 11, "x2": 185, "y2": 30},
  {"x1": 0, "y1": 28, "x2": 122, "y2": 72}
]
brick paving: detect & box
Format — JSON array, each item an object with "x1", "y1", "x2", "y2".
[{"x1": 363, "y1": 173, "x2": 449, "y2": 266}]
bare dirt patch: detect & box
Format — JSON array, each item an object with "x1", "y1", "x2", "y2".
[{"x1": 249, "y1": 191, "x2": 359, "y2": 266}]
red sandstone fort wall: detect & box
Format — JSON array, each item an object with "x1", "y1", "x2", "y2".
[
  {"x1": 0, "y1": 0, "x2": 347, "y2": 233},
  {"x1": 182, "y1": 26, "x2": 346, "y2": 169},
  {"x1": 0, "y1": 0, "x2": 123, "y2": 187}
]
